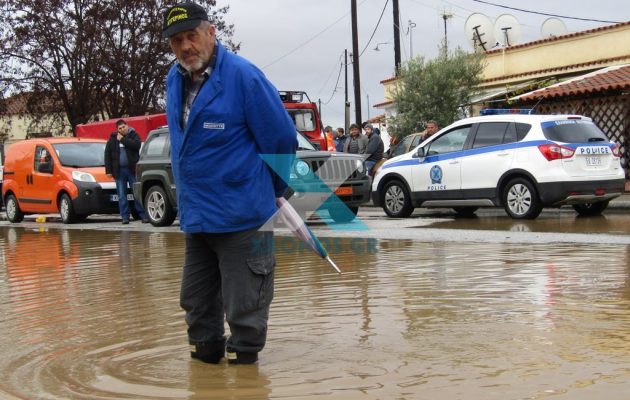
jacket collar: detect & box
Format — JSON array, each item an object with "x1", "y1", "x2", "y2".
[{"x1": 182, "y1": 40, "x2": 224, "y2": 131}]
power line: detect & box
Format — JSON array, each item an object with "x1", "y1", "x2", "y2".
[
  {"x1": 262, "y1": 0, "x2": 370, "y2": 70},
  {"x1": 316, "y1": 51, "x2": 345, "y2": 97},
  {"x1": 322, "y1": 61, "x2": 344, "y2": 105},
  {"x1": 471, "y1": 0, "x2": 622, "y2": 24},
  {"x1": 359, "y1": 0, "x2": 390, "y2": 57}
]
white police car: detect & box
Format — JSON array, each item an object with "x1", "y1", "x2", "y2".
[{"x1": 372, "y1": 109, "x2": 626, "y2": 219}]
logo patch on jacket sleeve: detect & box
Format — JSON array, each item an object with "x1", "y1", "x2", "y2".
[{"x1": 203, "y1": 122, "x2": 225, "y2": 130}]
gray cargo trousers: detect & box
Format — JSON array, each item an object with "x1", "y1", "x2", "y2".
[{"x1": 180, "y1": 228, "x2": 275, "y2": 354}]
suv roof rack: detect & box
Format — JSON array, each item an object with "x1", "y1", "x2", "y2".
[{"x1": 480, "y1": 108, "x2": 534, "y2": 116}]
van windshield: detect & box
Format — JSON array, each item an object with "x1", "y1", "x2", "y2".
[{"x1": 53, "y1": 142, "x2": 106, "y2": 167}]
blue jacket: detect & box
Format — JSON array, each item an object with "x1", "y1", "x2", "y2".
[{"x1": 165, "y1": 41, "x2": 297, "y2": 233}]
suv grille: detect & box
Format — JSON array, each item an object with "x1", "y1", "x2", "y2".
[{"x1": 307, "y1": 159, "x2": 362, "y2": 180}]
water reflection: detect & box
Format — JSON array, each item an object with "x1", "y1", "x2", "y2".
[
  {"x1": 1, "y1": 227, "x2": 630, "y2": 399},
  {"x1": 427, "y1": 213, "x2": 630, "y2": 235}
]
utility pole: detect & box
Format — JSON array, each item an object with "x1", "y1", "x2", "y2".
[
  {"x1": 442, "y1": 11, "x2": 454, "y2": 55},
  {"x1": 318, "y1": 98, "x2": 322, "y2": 121},
  {"x1": 392, "y1": 0, "x2": 401, "y2": 74},
  {"x1": 351, "y1": 0, "x2": 362, "y2": 125},
  {"x1": 344, "y1": 49, "x2": 350, "y2": 133}
]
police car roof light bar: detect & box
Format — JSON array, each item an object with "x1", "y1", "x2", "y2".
[{"x1": 480, "y1": 108, "x2": 534, "y2": 116}]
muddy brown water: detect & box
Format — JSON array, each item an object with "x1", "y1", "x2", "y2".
[{"x1": 1, "y1": 227, "x2": 629, "y2": 399}]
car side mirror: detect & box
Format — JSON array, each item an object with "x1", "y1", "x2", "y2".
[{"x1": 413, "y1": 147, "x2": 426, "y2": 158}]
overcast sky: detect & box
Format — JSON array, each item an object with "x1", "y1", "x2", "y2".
[{"x1": 214, "y1": 0, "x2": 627, "y2": 129}]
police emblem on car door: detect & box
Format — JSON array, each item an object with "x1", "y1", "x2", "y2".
[{"x1": 411, "y1": 125, "x2": 472, "y2": 200}]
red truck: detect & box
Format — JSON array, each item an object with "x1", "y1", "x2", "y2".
[
  {"x1": 279, "y1": 91, "x2": 334, "y2": 151},
  {"x1": 75, "y1": 114, "x2": 167, "y2": 141},
  {"x1": 76, "y1": 92, "x2": 334, "y2": 150}
]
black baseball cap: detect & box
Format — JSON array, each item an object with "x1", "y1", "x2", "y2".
[{"x1": 162, "y1": 2, "x2": 209, "y2": 39}]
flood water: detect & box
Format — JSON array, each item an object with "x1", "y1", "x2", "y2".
[{"x1": 1, "y1": 226, "x2": 630, "y2": 399}]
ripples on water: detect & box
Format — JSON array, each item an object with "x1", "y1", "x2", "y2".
[{"x1": 0, "y1": 227, "x2": 629, "y2": 399}]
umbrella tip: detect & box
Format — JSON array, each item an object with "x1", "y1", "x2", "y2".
[{"x1": 326, "y1": 256, "x2": 342, "y2": 274}]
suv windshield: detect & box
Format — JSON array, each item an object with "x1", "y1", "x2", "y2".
[
  {"x1": 53, "y1": 142, "x2": 106, "y2": 167},
  {"x1": 297, "y1": 132, "x2": 316, "y2": 151},
  {"x1": 541, "y1": 120, "x2": 608, "y2": 143}
]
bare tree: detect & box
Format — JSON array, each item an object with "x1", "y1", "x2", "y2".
[{"x1": 0, "y1": 0, "x2": 237, "y2": 133}]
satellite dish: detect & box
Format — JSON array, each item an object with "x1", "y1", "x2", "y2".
[
  {"x1": 541, "y1": 17, "x2": 568, "y2": 38},
  {"x1": 493, "y1": 14, "x2": 521, "y2": 46},
  {"x1": 464, "y1": 13, "x2": 495, "y2": 51}
]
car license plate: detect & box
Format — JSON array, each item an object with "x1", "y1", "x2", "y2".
[
  {"x1": 585, "y1": 156, "x2": 602, "y2": 166},
  {"x1": 335, "y1": 186, "x2": 353, "y2": 196},
  {"x1": 110, "y1": 194, "x2": 135, "y2": 201}
]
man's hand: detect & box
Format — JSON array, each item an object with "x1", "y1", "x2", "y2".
[{"x1": 117, "y1": 133, "x2": 123, "y2": 141}]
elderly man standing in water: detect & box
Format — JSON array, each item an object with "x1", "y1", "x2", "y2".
[{"x1": 162, "y1": 2, "x2": 297, "y2": 365}]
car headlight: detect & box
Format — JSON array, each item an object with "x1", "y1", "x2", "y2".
[
  {"x1": 295, "y1": 160, "x2": 311, "y2": 176},
  {"x1": 72, "y1": 170, "x2": 96, "y2": 182},
  {"x1": 355, "y1": 159, "x2": 365, "y2": 174}
]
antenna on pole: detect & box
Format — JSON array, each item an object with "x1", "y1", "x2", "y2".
[{"x1": 407, "y1": 20, "x2": 416, "y2": 58}]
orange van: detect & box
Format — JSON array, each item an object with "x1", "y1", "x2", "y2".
[{"x1": 2, "y1": 137, "x2": 136, "y2": 223}]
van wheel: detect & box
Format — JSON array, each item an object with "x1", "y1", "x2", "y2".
[
  {"x1": 502, "y1": 178, "x2": 542, "y2": 219},
  {"x1": 59, "y1": 193, "x2": 78, "y2": 224},
  {"x1": 573, "y1": 201, "x2": 609, "y2": 216},
  {"x1": 328, "y1": 206, "x2": 358, "y2": 223},
  {"x1": 382, "y1": 180, "x2": 414, "y2": 218},
  {"x1": 5, "y1": 194, "x2": 24, "y2": 223},
  {"x1": 145, "y1": 185, "x2": 176, "y2": 227}
]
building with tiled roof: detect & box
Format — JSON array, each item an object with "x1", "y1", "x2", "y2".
[
  {"x1": 0, "y1": 92, "x2": 72, "y2": 148},
  {"x1": 375, "y1": 20, "x2": 630, "y2": 179}
]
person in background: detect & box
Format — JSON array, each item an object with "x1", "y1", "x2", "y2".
[
  {"x1": 163, "y1": 2, "x2": 297, "y2": 365},
  {"x1": 323, "y1": 126, "x2": 335, "y2": 151},
  {"x1": 343, "y1": 123, "x2": 368, "y2": 154},
  {"x1": 363, "y1": 123, "x2": 384, "y2": 175},
  {"x1": 421, "y1": 120, "x2": 439, "y2": 140},
  {"x1": 334, "y1": 127, "x2": 347, "y2": 152},
  {"x1": 362, "y1": 121, "x2": 381, "y2": 137},
  {"x1": 104, "y1": 119, "x2": 148, "y2": 224}
]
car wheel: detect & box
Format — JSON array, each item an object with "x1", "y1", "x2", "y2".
[
  {"x1": 145, "y1": 185, "x2": 176, "y2": 227},
  {"x1": 59, "y1": 193, "x2": 78, "y2": 224},
  {"x1": 502, "y1": 178, "x2": 542, "y2": 219},
  {"x1": 452, "y1": 206, "x2": 478, "y2": 217},
  {"x1": 5, "y1": 194, "x2": 24, "y2": 223},
  {"x1": 382, "y1": 180, "x2": 414, "y2": 218},
  {"x1": 573, "y1": 201, "x2": 609, "y2": 216},
  {"x1": 328, "y1": 206, "x2": 358, "y2": 223}
]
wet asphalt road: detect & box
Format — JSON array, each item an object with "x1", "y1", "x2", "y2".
[{"x1": 2, "y1": 202, "x2": 630, "y2": 245}]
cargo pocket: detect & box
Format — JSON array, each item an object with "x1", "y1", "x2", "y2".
[{"x1": 246, "y1": 254, "x2": 276, "y2": 310}]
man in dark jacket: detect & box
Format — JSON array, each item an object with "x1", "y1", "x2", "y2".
[
  {"x1": 104, "y1": 119, "x2": 147, "y2": 224},
  {"x1": 364, "y1": 124, "x2": 384, "y2": 175}
]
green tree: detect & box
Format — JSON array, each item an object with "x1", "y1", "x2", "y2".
[
  {"x1": 0, "y1": 0, "x2": 238, "y2": 133},
  {"x1": 388, "y1": 45, "x2": 485, "y2": 139}
]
